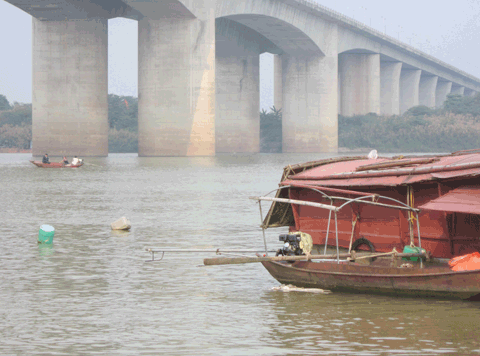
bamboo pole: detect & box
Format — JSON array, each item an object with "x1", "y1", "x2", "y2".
[
  {"x1": 204, "y1": 253, "x2": 352, "y2": 266},
  {"x1": 249, "y1": 196, "x2": 338, "y2": 211},
  {"x1": 203, "y1": 252, "x2": 428, "y2": 266},
  {"x1": 353, "y1": 251, "x2": 426, "y2": 260},
  {"x1": 355, "y1": 158, "x2": 438, "y2": 172},
  {"x1": 146, "y1": 249, "x2": 277, "y2": 253}
]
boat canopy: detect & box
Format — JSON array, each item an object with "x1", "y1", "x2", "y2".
[
  {"x1": 419, "y1": 186, "x2": 480, "y2": 215},
  {"x1": 283, "y1": 153, "x2": 480, "y2": 187},
  {"x1": 257, "y1": 184, "x2": 419, "y2": 229}
]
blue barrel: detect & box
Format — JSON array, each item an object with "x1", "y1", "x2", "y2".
[{"x1": 38, "y1": 225, "x2": 55, "y2": 244}]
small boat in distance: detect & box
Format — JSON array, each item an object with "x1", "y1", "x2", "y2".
[{"x1": 30, "y1": 160, "x2": 83, "y2": 168}]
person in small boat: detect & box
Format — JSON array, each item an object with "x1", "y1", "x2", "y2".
[
  {"x1": 71, "y1": 156, "x2": 79, "y2": 165},
  {"x1": 42, "y1": 153, "x2": 50, "y2": 164},
  {"x1": 61, "y1": 156, "x2": 69, "y2": 165}
]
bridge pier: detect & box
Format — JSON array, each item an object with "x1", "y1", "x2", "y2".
[
  {"x1": 273, "y1": 55, "x2": 283, "y2": 111},
  {"x1": 281, "y1": 54, "x2": 338, "y2": 153},
  {"x1": 436, "y1": 81, "x2": 452, "y2": 108},
  {"x1": 419, "y1": 75, "x2": 438, "y2": 108},
  {"x1": 215, "y1": 23, "x2": 260, "y2": 153},
  {"x1": 465, "y1": 88, "x2": 477, "y2": 97},
  {"x1": 32, "y1": 18, "x2": 108, "y2": 157},
  {"x1": 138, "y1": 15, "x2": 215, "y2": 156},
  {"x1": 338, "y1": 53, "x2": 380, "y2": 116},
  {"x1": 380, "y1": 61, "x2": 402, "y2": 116},
  {"x1": 400, "y1": 69, "x2": 421, "y2": 114},
  {"x1": 451, "y1": 85, "x2": 465, "y2": 95}
]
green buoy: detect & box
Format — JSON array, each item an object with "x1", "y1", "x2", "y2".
[{"x1": 38, "y1": 224, "x2": 55, "y2": 244}]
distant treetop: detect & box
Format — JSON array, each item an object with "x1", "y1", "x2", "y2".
[{"x1": 0, "y1": 95, "x2": 11, "y2": 111}]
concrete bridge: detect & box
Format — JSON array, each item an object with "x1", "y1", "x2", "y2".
[{"x1": 6, "y1": 0, "x2": 480, "y2": 156}]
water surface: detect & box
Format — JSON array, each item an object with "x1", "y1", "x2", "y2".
[{"x1": 1, "y1": 153, "x2": 479, "y2": 355}]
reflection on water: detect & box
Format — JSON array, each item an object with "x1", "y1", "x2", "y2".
[
  {"x1": 1, "y1": 153, "x2": 480, "y2": 355},
  {"x1": 38, "y1": 243, "x2": 55, "y2": 257}
]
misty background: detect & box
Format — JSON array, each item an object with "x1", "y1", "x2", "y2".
[{"x1": 1, "y1": 0, "x2": 480, "y2": 110}]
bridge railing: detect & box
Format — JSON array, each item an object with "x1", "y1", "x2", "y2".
[{"x1": 287, "y1": 0, "x2": 480, "y2": 84}]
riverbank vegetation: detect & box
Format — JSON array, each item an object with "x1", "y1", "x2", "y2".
[
  {"x1": 0, "y1": 95, "x2": 32, "y2": 150},
  {"x1": 107, "y1": 94, "x2": 138, "y2": 152},
  {"x1": 0, "y1": 94, "x2": 138, "y2": 152},
  {"x1": 339, "y1": 94, "x2": 480, "y2": 153},
  {"x1": 260, "y1": 106, "x2": 282, "y2": 153},
  {"x1": 2, "y1": 92, "x2": 480, "y2": 153}
]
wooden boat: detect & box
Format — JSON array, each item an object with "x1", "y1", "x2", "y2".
[
  {"x1": 262, "y1": 148, "x2": 480, "y2": 260},
  {"x1": 30, "y1": 160, "x2": 83, "y2": 168},
  {"x1": 246, "y1": 192, "x2": 480, "y2": 300},
  {"x1": 242, "y1": 151, "x2": 480, "y2": 300},
  {"x1": 261, "y1": 258, "x2": 480, "y2": 301}
]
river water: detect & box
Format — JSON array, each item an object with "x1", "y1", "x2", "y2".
[{"x1": 1, "y1": 152, "x2": 480, "y2": 355}]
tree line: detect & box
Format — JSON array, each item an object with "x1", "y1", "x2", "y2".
[
  {"x1": 2, "y1": 92, "x2": 480, "y2": 153},
  {"x1": 0, "y1": 94, "x2": 138, "y2": 152},
  {"x1": 338, "y1": 94, "x2": 480, "y2": 153}
]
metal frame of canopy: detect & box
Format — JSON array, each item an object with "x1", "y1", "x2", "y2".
[{"x1": 250, "y1": 185, "x2": 423, "y2": 266}]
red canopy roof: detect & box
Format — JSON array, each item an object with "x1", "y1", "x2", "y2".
[
  {"x1": 283, "y1": 153, "x2": 480, "y2": 187},
  {"x1": 419, "y1": 186, "x2": 480, "y2": 214}
]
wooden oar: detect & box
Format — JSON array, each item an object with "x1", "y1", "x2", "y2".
[
  {"x1": 203, "y1": 252, "x2": 428, "y2": 266},
  {"x1": 204, "y1": 253, "x2": 352, "y2": 266}
]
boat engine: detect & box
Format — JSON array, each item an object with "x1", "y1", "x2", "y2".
[{"x1": 276, "y1": 233, "x2": 305, "y2": 256}]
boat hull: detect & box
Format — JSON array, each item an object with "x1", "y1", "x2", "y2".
[
  {"x1": 30, "y1": 160, "x2": 83, "y2": 168},
  {"x1": 262, "y1": 260, "x2": 480, "y2": 300}
]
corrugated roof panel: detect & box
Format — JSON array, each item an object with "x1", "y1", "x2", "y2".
[
  {"x1": 285, "y1": 153, "x2": 480, "y2": 187},
  {"x1": 419, "y1": 186, "x2": 480, "y2": 214}
]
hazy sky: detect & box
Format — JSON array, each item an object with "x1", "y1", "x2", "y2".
[{"x1": 1, "y1": 0, "x2": 480, "y2": 109}]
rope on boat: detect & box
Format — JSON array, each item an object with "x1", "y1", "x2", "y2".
[
  {"x1": 348, "y1": 214, "x2": 359, "y2": 253},
  {"x1": 407, "y1": 186, "x2": 416, "y2": 247}
]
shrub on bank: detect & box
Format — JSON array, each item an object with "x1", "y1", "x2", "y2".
[
  {"x1": 108, "y1": 128, "x2": 138, "y2": 153},
  {"x1": 0, "y1": 124, "x2": 31, "y2": 149},
  {"x1": 339, "y1": 112, "x2": 480, "y2": 153},
  {"x1": 260, "y1": 106, "x2": 282, "y2": 153}
]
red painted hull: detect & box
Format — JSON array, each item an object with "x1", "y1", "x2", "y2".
[
  {"x1": 262, "y1": 260, "x2": 480, "y2": 300},
  {"x1": 30, "y1": 160, "x2": 83, "y2": 168}
]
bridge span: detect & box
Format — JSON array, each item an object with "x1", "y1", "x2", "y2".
[{"x1": 5, "y1": 0, "x2": 480, "y2": 156}]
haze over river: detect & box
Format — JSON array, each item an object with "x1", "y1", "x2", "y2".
[{"x1": 1, "y1": 153, "x2": 480, "y2": 355}]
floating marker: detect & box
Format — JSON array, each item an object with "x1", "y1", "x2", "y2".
[
  {"x1": 38, "y1": 224, "x2": 55, "y2": 244},
  {"x1": 111, "y1": 217, "x2": 131, "y2": 231}
]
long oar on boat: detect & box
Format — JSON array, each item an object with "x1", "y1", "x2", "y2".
[
  {"x1": 145, "y1": 248, "x2": 427, "y2": 265},
  {"x1": 203, "y1": 251, "x2": 428, "y2": 266}
]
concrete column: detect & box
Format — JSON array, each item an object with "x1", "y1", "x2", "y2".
[
  {"x1": 273, "y1": 54, "x2": 283, "y2": 111},
  {"x1": 435, "y1": 81, "x2": 452, "y2": 108},
  {"x1": 32, "y1": 18, "x2": 108, "y2": 156},
  {"x1": 338, "y1": 53, "x2": 381, "y2": 116},
  {"x1": 215, "y1": 27, "x2": 260, "y2": 153},
  {"x1": 465, "y1": 88, "x2": 477, "y2": 97},
  {"x1": 138, "y1": 12, "x2": 215, "y2": 156},
  {"x1": 380, "y1": 61, "x2": 402, "y2": 116},
  {"x1": 419, "y1": 75, "x2": 438, "y2": 108},
  {"x1": 451, "y1": 85, "x2": 465, "y2": 95},
  {"x1": 400, "y1": 69, "x2": 421, "y2": 114},
  {"x1": 281, "y1": 53, "x2": 338, "y2": 153}
]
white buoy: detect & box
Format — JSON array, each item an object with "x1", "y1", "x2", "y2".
[{"x1": 111, "y1": 217, "x2": 131, "y2": 230}]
